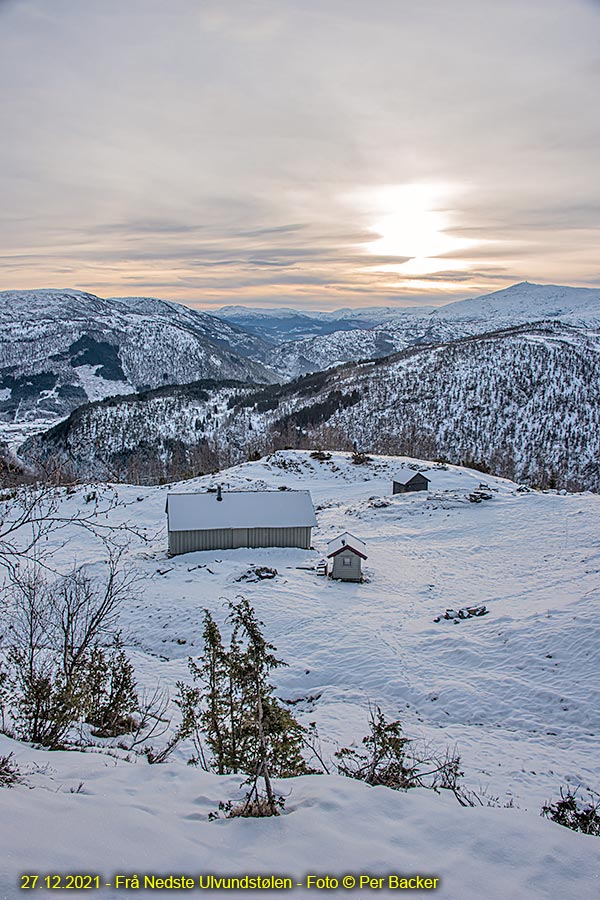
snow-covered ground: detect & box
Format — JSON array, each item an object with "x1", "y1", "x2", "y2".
[{"x1": 1, "y1": 451, "x2": 599, "y2": 898}]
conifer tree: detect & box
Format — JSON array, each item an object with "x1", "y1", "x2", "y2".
[
  {"x1": 84, "y1": 638, "x2": 139, "y2": 737},
  {"x1": 188, "y1": 611, "x2": 230, "y2": 774},
  {"x1": 183, "y1": 597, "x2": 309, "y2": 816},
  {"x1": 227, "y1": 596, "x2": 281, "y2": 813}
]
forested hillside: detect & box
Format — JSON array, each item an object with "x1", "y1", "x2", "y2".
[{"x1": 21, "y1": 322, "x2": 600, "y2": 490}]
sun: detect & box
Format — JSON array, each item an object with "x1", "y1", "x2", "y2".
[{"x1": 360, "y1": 184, "x2": 476, "y2": 279}]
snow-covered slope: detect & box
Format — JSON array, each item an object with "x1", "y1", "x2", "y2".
[
  {"x1": 110, "y1": 295, "x2": 274, "y2": 357},
  {"x1": 262, "y1": 316, "x2": 469, "y2": 378},
  {"x1": 22, "y1": 322, "x2": 600, "y2": 491},
  {"x1": 1, "y1": 451, "x2": 599, "y2": 898},
  {"x1": 438, "y1": 281, "x2": 600, "y2": 324},
  {"x1": 4, "y1": 282, "x2": 599, "y2": 422},
  {"x1": 214, "y1": 304, "x2": 436, "y2": 343},
  {"x1": 1, "y1": 736, "x2": 597, "y2": 899},
  {"x1": 262, "y1": 328, "x2": 403, "y2": 376},
  {"x1": 0, "y1": 290, "x2": 275, "y2": 425},
  {"x1": 260, "y1": 283, "x2": 600, "y2": 377}
]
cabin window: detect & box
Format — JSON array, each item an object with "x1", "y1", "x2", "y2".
[{"x1": 342, "y1": 557, "x2": 353, "y2": 566}]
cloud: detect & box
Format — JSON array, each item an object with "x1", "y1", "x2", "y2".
[
  {"x1": 94, "y1": 220, "x2": 205, "y2": 236},
  {"x1": 236, "y1": 224, "x2": 308, "y2": 238},
  {"x1": 0, "y1": 0, "x2": 599, "y2": 307}
]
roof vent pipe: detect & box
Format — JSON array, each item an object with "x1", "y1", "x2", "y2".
[{"x1": 216, "y1": 485, "x2": 222, "y2": 501}]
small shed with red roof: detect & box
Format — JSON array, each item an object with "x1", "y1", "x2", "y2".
[{"x1": 327, "y1": 532, "x2": 367, "y2": 582}]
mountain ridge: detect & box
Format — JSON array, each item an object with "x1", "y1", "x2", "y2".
[
  {"x1": 20, "y1": 319, "x2": 600, "y2": 491},
  {"x1": 259, "y1": 281, "x2": 600, "y2": 376},
  {"x1": 435, "y1": 281, "x2": 600, "y2": 321},
  {"x1": 0, "y1": 289, "x2": 276, "y2": 425}
]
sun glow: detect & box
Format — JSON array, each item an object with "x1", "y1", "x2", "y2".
[{"x1": 361, "y1": 184, "x2": 477, "y2": 280}]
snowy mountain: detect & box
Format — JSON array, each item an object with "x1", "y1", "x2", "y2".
[
  {"x1": 4, "y1": 282, "x2": 599, "y2": 424},
  {"x1": 21, "y1": 321, "x2": 600, "y2": 491},
  {"x1": 1, "y1": 450, "x2": 599, "y2": 898},
  {"x1": 262, "y1": 316, "x2": 466, "y2": 378},
  {"x1": 214, "y1": 303, "x2": 435, "y2": 343},
  {"x1": 0, "y1": 289, "x2": 275, "y2": 424},
  {"x1": 6, "y1": 282, "x2": 600, "y2": 485},
  {"x1": 260, "y1": 282, "x2": 600, "y2": 377},
  {"x1": 261, "y1": 328, "x2": 403, "y2": 377},
  {"x1": 437, "y1": 281, "x2": 600, "y2": 323}
]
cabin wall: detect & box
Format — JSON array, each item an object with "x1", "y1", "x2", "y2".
[
  {"x1": 330, "y1": 549, "x2": 362, "y2": 582},
  {"x1": 393, "y1": 477, "x2": 429, "y2": 494},
  {"x1": 168, "y1": 525, "x2": 312, "y2": 555}
]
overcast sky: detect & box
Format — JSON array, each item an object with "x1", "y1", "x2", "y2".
[{"x1": 1, "y1": 0, "x2": 599, "y2": 309}]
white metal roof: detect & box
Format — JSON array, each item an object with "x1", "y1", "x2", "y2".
[
  {"x1": 393, "y1": 470, "x2": 430, "y2": 485},
  {"x1": 166, "y1": 490, "x2": 317, "y2": 532},
  {"x1": 326, "y1": 532, "x2": 367, "y2": 559}
]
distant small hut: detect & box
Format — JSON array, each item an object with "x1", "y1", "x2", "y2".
[
  {"x1": 327, "y1": 532, "x2": 367, "y2": 582},
  {"x1": 392, "y1": 472, "x2": 430, "y2": 494},
  {"x1": 166, "y1": 488, "x2": 317, "y2": 555}
]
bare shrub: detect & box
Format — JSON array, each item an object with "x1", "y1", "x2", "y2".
[
  {"x1": 335, "y1": 706, "x2": 465, "y2": 800},
  {"x1": 126, "y1": 686, "x2": 173, "y2": 761},
  {"x1": 542, "y1": 786, "x2": 600, "y2": 836},
  {"x1": 0, "y1": 481, "x2": 149, "y2": 576},
  {"x1": 1, "y1": 558, "x2": 139, "y2": 748},
  {"x1": 209, "y1": 794, "x2": 286, "y2": 820}
]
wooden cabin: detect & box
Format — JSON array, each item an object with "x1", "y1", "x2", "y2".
[
  {"x1": 166, "y1": 488, "x2": 317, "y2": 555},
  {"x1": 392, "y1": 472, "x2": 430, "y2": 494},
  {"x1": 327, "y1": 532, "x2": 367, "y2": 582}
]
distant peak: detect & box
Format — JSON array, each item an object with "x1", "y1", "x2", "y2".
[{"x1": 502, "y1": 281, "x2": 539, "y2": 291}]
